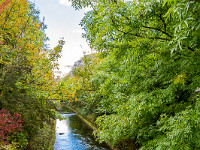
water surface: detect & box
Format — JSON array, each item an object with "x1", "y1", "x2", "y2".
[{"x1": 54, "y1": 113, "x2": 111, "y2": 150}]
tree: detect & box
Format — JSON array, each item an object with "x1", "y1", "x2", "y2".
[
  {"x1": 63, "y1": 0, "x2": 200, "y2": 149},
  {"x1": 0, "y1": 0, "x2": 64, "y2": 148}
]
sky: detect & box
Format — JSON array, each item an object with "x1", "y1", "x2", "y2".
[{"x1": 29, "y1": 0, "x2": 91, "y2": 76}]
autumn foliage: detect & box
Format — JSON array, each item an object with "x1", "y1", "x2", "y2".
[
  {"x1": 0, "y1": 0, "x2": 11, "y2": 14},
  {"x1": 0, "y1": 0, "x2": 64, "y2": 148},
  {"x1": 0, "y1": 109, "x2": 23, "y2": 142}
]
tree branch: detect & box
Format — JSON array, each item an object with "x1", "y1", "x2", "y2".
[
  {"x1": 119, "y1": 12, "x2": 172, "y2": 38},
  {"x1": 142, "y1": 26, "x2": 172, "y2": 38},
  {"x1": 111, "y1": 17, "x2": 171, "y2": 41},
  {"x1": 183, "y1": 45, "x2": 196, "y2": 52},
  {"x1": 159, "y1": 14, "x2": 167, "y2": 31},
  {"x1": 187, "y1": 46, "x2": 195, "y2": 52}
]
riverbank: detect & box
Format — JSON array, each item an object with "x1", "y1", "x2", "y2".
[{"x1": 66, "y1": 106, "x2": 116, "y2": 150}]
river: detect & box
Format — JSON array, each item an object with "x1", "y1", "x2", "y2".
[{"x1": 54, "y1": 113, "x2": 111, "y2": 150}]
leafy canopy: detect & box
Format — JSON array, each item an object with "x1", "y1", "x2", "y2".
[{"x1": 59, "y1": 0, "x2": 200, "y2": 149}]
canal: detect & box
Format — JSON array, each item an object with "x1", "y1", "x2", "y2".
[{"x1": 54, "y1": 113, "x2": 111, "y2": 150}]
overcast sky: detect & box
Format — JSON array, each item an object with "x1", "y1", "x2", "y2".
[{"x1": 29, "y1": 0, "x2": 91, "y2": 75}]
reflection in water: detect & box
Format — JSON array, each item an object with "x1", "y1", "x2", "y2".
[{"x1": 54, "y1": 114, "x2": 111, "y2": 150}]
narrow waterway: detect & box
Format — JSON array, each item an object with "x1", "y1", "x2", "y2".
[{"x1": 54, "y1": 113, "x2": 111, "y2": 150}]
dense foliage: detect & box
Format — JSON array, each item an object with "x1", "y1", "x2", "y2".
[
  {"x1": 60, "y1": 0, "x2": 200, "y2": 149},
  {"x1": 0, "y1": 109, "x2": 23, "y2": 143},
  {"x1": 0, "y1": 0, "x2": 63, "y2": 149}
]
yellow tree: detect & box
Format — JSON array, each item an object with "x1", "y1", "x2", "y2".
[{"x1": 0, "y1": 0, "x2": 64, "y2": 148}]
